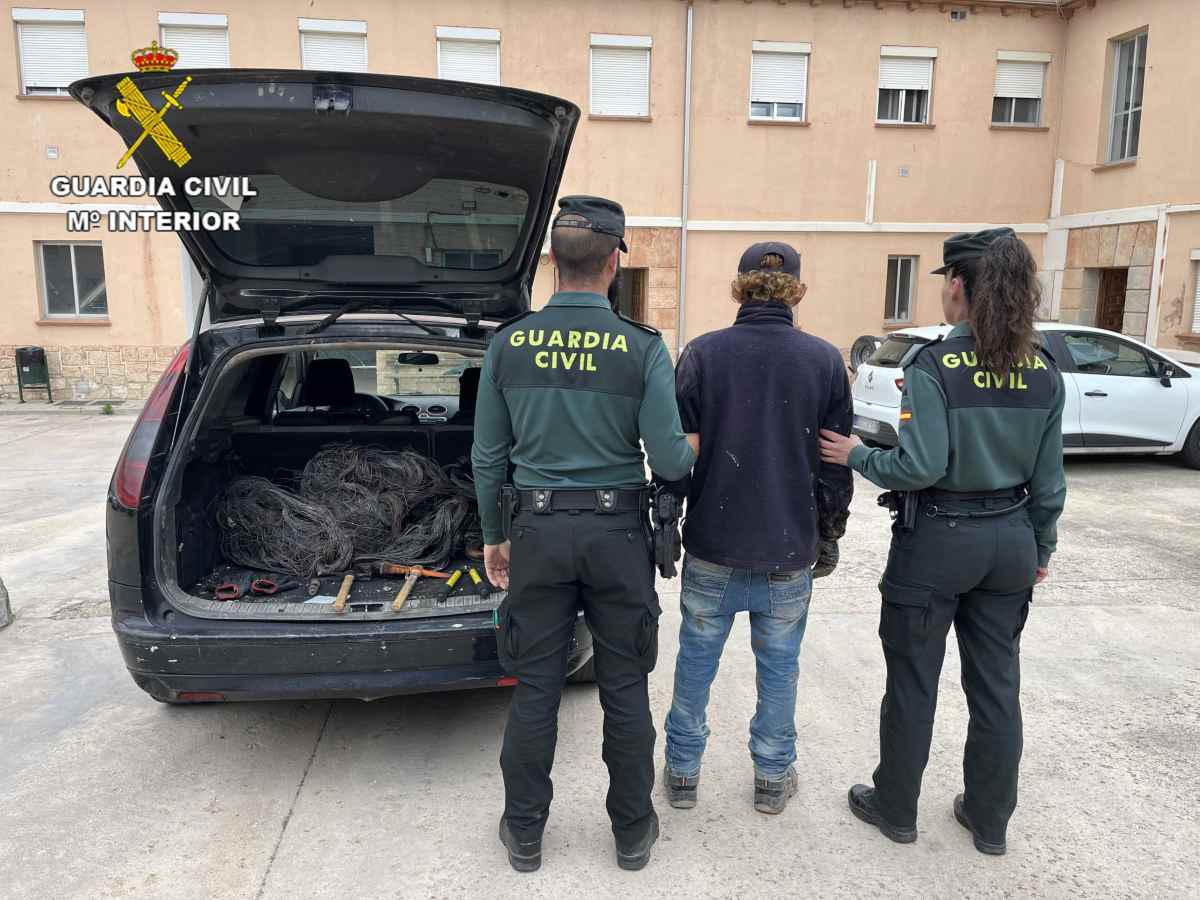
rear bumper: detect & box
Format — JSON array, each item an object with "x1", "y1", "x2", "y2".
[
  {"x1": 113, "y1": 606, "x2": 592, "y2": 702},
  {"x1": 852, "y1": 400, "x2": 900, "y2": 447}
]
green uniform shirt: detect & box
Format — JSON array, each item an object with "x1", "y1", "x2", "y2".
[
  {"x1": 848, "y1": 322, "x2": 1067, "y2": 566},
  {"x1": 472, "y1": 291, "x2": 696, "y2": 544}
]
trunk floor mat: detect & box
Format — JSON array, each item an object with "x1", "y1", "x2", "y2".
[{"x1": 191, "y1": 559, "x2": 498, "y2": 618}]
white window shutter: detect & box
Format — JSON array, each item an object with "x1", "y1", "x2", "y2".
[
  {"x1": 994, "y1": 60, "x2": 1045, "y2": 99},
  {"x1": 161, "y1": 25, "x2": 230, "y2": 68},
  {"x1": 878, "y1": 56, "x2": 933, "y2": 91},
  {"x1": 750, "y1": 52, "x2": 808, "y2": 104},
  {"x1": 17, "y1": 23, "x2": 89, "y2": 91},
  {"x1": 1192, "y1": 267, "x2": 1200, "y2": 333},
  {"x1": 301, "y1": 31, "x2": 368, "y2": 72},
  {"x1": 438, "y1": 39, "x2": 500, "y2": 85},
  {"x1": 590, "y1": 46, "x2": 651, "y2": 117}
]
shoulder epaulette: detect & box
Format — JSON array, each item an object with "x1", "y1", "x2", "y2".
[
  {"x1": 618, "y1": 312, "x2": 661, "y2": 337},
  {"x1": 493, "y1": 309, "x2": 536, "y2": 335}
]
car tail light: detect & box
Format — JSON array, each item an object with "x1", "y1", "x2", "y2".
[
  {"x1": 497, "y1": 676, "x2": 518, "y2": 687},
  {"x1": 177, "y1": 691, "x2": 225, "y2": 702},
  {"x1": 113, "y1": 343, "x2": 190, "y2": 510},
  {"x1": 895, "y1": 377, "x2": 905, "y2": 391}
]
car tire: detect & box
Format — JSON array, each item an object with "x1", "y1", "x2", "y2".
[
  {"x1": 850, "y1": 335, "x2": 881, "y2": 372},
  {"x1": 566, "y1": 655, "x2": 596, "y2": 684},
  {"x1": 1180, "y1": 420, "x2": 1200, "y2": 469}
]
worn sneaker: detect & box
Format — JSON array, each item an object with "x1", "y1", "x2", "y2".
[
  {"x1": 615, "y1": 811, "x2": 660, "y2": 871},
  {"x1": 498, "y1": 816, "x2": 542, "y2": 873},
  {"x1": 663, "y1": 764, "x2": 700, "y2": 809},
  {"x1": 953, "y1": 794, "x2": 1007, "y2": 856},
  {"x1": 847, "y1": 784, "x2": 918, "y2": 844},
  {"x1": 753, "y1": 766, "x2": 799, "y2": 815}
]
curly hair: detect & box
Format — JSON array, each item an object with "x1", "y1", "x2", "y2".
[
  {"x1": 730, "y1": 270, "x2": 804, "y2": 306},
  {"x1": 952, "y1": 235, "x2": 1040, "y2": 379}
]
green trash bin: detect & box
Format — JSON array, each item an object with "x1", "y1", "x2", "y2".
[{"x1": 15, "y1": 346, "x2": 53, "y2": 403}]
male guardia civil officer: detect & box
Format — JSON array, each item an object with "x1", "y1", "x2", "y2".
[{"x1": 472, "y1": 196, "x2": 697, "y2": 873}]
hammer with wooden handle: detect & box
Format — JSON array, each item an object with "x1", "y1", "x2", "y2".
[
  {"x1": 333, "y1": 573, "x2": 355, "y2": 614},
  {"x1": 392, "y1": 569, "x2": 423, "y2": 612}
]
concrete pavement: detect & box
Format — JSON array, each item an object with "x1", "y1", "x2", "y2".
[{"x1": 1, "y1": 413, "x2": 1197, "y2": 899}]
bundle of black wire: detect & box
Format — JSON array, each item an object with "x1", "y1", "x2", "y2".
[{"x1": 215, "y1": 445, "x2": 483, "y2": 578}]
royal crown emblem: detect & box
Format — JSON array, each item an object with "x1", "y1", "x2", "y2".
[{"x1": 131, "y1": 40, "x2": 179, "y2": 73}]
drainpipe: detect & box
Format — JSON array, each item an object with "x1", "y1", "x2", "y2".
[{"x1": 675, "y1": 0, "x2": 695, "y2": 356}]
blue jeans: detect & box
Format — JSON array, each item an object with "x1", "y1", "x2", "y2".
[{"x1": 664, "y1": 553, "x2": 812, "y2": 780}]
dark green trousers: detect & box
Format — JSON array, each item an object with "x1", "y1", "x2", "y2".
[
  {"x1": 497, "y1": 507, "x2": 660, "y2": 845},
  {"x1": 873, "y1": 496, "x2": 1038, "y2": 843}
]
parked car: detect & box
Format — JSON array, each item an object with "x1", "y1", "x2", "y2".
[
  {"x1": 852, "y1": 323, "x2": 1200, "y2": 468},
  {"x1": 73, "y1": 70, "x2": 594, "y2": 702}
]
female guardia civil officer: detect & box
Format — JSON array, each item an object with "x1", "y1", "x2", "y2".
[{"x1": 819, "y1": 228, "x2": 1066, "y2": 857}]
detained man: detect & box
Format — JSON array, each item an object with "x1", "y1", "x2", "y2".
[{"x1": 662, "y1": 242, "x2": 854, "y2": 814}]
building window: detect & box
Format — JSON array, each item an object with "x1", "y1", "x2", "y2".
[
  {"x1": 749, "y1": 41, "x2": 809, "y2": 121},
  {"x1": 589, "y1": 34, "x2": 652, "y2": 118},
  {"x1": 38, "y1": 242, "x2": 107, "y2": 319},
  {"x1": 992, "y1": 53, "x2": 1049, "y2": 126},
  {"x1": 885, "y1": 256, "x2": 916, "y2": 322},
  {"x1": 299, "y1": 18, "x2": 367, "y2": 72},
  {"x1": 877, "y1": 47, "x2": 936, "y2": 124},
  {"x1": 159, "y1": 13, "x2": 230, "y2": 68},
  {"x1": 13, "y1": 8, "x2": 89, "y2": 96},
  {"x1": 1109, "y1": 31, "x2": 1147, "y2": 163},
  {"x1": 436, "y1": 27, "x2": 501, "y2": 86}
]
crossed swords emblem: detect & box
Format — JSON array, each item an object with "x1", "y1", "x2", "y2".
[{"x1": 114, "y1": 75, "x2": 193, "y2": 169}]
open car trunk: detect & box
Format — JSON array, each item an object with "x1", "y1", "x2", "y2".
[{"x1": 156, "y1": 333, "x2": 499, "y2": 621}]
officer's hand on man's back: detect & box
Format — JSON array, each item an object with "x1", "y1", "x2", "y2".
[{"x1": 485, "y1": 541, "x2": 511, "y2": 591}]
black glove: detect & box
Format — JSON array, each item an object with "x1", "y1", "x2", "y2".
[{"x1": 812, "y1": 539, "x2": 839, "y2": 578}]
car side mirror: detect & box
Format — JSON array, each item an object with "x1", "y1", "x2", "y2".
[{"x1": 1159, "y1": 363, "x2": 1175, "y2": 387}]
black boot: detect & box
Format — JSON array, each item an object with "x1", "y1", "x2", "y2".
[
  {"x1": 498, "y1": 816, "x2": 542, "y2": 873},
  {"x1": 663, "y1": 764, "x2": 700, "y2": 809},
  {"x1": 953, "y1": 794, "x2": 1007, "y2": 856},
  {"x1": 615, "y1": 810, "x2": 660, "y2": 871},
  {"x1": 847, "y1": 784, "x2": 918, "y2": 844},
  {"x1": 754, "y1": 766, "x2": 798, "y2": 815}
]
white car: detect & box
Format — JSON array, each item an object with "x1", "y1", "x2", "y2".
[{"x1": 852, "y1": 323, "x2": 1200, "y2": 469}]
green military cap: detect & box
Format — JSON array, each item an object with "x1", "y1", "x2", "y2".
[
  {"x1": 553, "y1": 195, "x2": 628, "y2": 252},
  {"x1": 932, "y1": 227, "x2": 1017, "y2": 275}
]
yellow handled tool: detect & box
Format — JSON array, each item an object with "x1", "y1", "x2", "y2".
[
  {"x1": 439, "y1": 568, "x2": 464, "y2": 602},
  {"x1": 468, "y1": 567, "x2": 492, "y2": 598}
]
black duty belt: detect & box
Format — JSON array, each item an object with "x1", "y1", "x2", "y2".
[
  {"x1": 517, "y1": 488, "x2": 646, "y2": 515},
  {"x1": 924, "y1": 487, "x2": 1025, "y2": 502},
  {"x1": 922, "y1": 486, "x2": 1029, "y2": 520}
]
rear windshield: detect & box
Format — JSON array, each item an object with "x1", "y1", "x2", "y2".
[
  {"x1": 868, "y1": 336, "x2": 926, "y2": 368},
  {"x1": 191, "y1": 175, "x2": 529, "y2": 270}
]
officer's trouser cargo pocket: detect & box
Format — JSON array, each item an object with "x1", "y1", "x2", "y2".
[
  {"x1": 879, "y1": 576, "x2": 933, "y2": 656},
  {"x1": 635, "y1": 593, "x2": 662, "y2": 673},
  {"x1": 497, "y1": 599, "x2": 519, "y2": 675}
]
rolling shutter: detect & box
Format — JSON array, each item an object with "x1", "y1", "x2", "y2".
[
  {"x1": 437, "y1": 38, "x2": 500, "y2": 85},
  {"x1": 1192, "y1": 266, "x2": 1200, "y2": 333},
  {"x1": 878, "y1": 56, "x2": 933, "y2": 91},
  {"x1": 161, "y1": 25, "x2": 230, "y2": 68},
  {"x1": 994, "y1": 60, "x2": 1045, "y2": 99},
  {"x1": 301, "y1": 29, "x2": 368, "y2": 72},
  {"x1": 750, "y1": 51, "x2": 808, "y2": 105},
  {"x1": 590, "y1": 46, "x2": 651, "y2": 117},
  {"x1": 16, "y1": 23, "x2": 89, "y2": 92}
]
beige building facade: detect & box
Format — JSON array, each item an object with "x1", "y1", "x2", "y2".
[{"x1": 0, "y1": 0, "x2": 1197, "y2": 401}]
